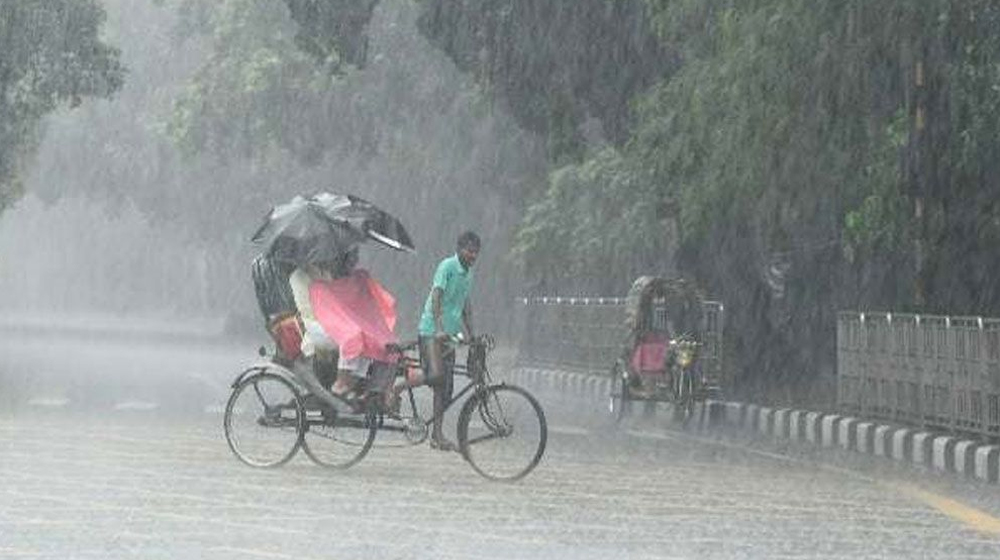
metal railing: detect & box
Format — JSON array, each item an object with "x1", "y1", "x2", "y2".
[
  {"x1": 838, "y1": 311, "x2": 1000, "y2": 438},
  {"x1": 517, "y1": 296, "x2": 725, "y2": 383}
]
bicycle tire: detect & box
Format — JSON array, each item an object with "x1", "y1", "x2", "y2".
[
  {"x1": 457, "y1": 384, "x2": 547, "y2": 482},
  {"x1": 224, "y1": 371, "x2": 304, "y2": 468},
  {"x1": 671, "y1": 369, "x2": 695, "y2": 425},
  {"x1": 301, "y1": 399, "x2": 378, "y2": 469},
  {"x1": 608, "y1": 362, "x2": 630, "y2": 423}
]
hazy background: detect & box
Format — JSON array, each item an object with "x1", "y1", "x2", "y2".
[
  {"x1": 0, "y1": 0, "x2": 546, "y2": 342},
  {"x1": 5, "y1": 1, "x2": 1000, "y2": 401}
]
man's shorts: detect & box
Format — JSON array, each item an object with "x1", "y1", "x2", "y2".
[
  {"x1": 418, "y1": 336, "x2": 455, "y2": 386},
  {"x1": 366, "y1": 361, "x2": 395, "y2": 394}
]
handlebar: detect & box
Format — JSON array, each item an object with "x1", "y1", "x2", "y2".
[
  {"x1": 384, "y1": 334, "x2": 496, "y2": 356},
  {"x1": 669, "y1": 334, "x2": 701, "y2": 348}
]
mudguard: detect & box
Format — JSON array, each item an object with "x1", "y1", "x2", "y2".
[{"x1": 230, "y1": 360, "x2": 303, "y2": 390}]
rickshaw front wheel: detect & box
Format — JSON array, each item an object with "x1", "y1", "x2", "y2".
[
  {"x1": 608, "y1": 362, "x2": 631, "y2": 422},
  {"x1": 458, "y1": 384, "x2": 547, "y2": 482},
  {"x1": 671, "y1": 369, "x2": 696, "y2": 425}
]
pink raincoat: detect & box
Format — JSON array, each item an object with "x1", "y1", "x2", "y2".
[{"x1": 309, "y1": 269, "x2": 398, "y2": 363}]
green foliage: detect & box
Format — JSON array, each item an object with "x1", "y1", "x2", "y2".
[
  {"x1": 512, "y1": 148, "x2": 665, "y2": 291},
  {"x1": 496, "y1": 0, "x2": 1000, "y2": 388},
  {"x1": 519, "y1": 1, "x2": 910, "y2": 288},
  {"x1": 915, "y1": 1, "x2": 1000, "y2": 310},
  {"x1": 51, "y1": 0, "x2": 543, "y2": 325},
  {"x1": 283, "y1": 0, "x2": 379, "y2": 69},
  {"x1": 843, "y1": 110, "x2": 910, "y2": 261},
  {"x1": 417, "y1": 0, "x2": 674, "y2": 151},
  {"x1": 165, "y1": 0, "x2": 334, "y2": 161},
  {"x1": 0, "y1": 0, "x2": 124, "y2": 212}
]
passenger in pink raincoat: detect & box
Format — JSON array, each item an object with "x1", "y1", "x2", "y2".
[
  {"x1": 289, "y1": 248, "x2": 398, "y2": 405},
  {"x1": 312, "y1": 261, "x2": 398, "y2": 394}
]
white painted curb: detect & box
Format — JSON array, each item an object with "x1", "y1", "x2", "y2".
[
  {"x1": 805, "y1": 412, "x2": 822, "y2": 444},
  {"x1": 891, "y1": 429, "x2": 912, "y2": 462},
  {"x1": 931, "y1": 436, "x2": 956, "y2": 472},
  {"x1": 838, "y1": 417, "x2": 858, "y2": 451},
  {"x1": 510, "y1": 365, "x2": 1000, "y2": 484},
  {"x1": 820, "y1": 415, "x2": 841, "y2": 448},
  {"x1": 954, "y1": 440, "x2": 977, "y2": 476},
  {"x1": 873, "y1": 425, "x2": 892, "y2": 457},
  {"x1": 772, "y1": 409, "x2": 791, "y2": 439},
  {"x1": 975, "y1": 446, "x2": 1000, "y2": 483},
  {"x1": 912, "y1": 432, "x2": 933, "y2": 466},
  {"x1": 855, "y1": 422, "x2": 874, "y2": 454},
  {"x1": 788, "y1": 410, "x2": 806, "y2": 441},
  {"x1": 757, "y1": 407, "x2": 773, "y2": 436}
]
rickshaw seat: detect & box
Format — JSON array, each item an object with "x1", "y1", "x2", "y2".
[
  {"x1": 268, "y1": 314, "x2": 303, "y2": 360},
  {"x1": 630, "y1": 332, "x2": 670, "y2": 374}
]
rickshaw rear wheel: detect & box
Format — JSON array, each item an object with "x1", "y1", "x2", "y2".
[
  {"x1": 301, "y1": 399, "x2": 378, "y2": 469},
  {"x1": 224, "y1": 371, "x2": 304, "y2": 468}
]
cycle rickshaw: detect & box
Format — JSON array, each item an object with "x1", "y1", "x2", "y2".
[
  {"x1": 608, "y1": 276, "x2": 724, "y2": 423},
  {"x1": 224, "y1": 332, "x2": 546, "y2": 481},
  {"x1": 224, "y1": 194, "x2": 546, "y2": 481}
]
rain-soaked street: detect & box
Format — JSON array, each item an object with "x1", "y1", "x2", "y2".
[
  {"x1": 3, "y1": 325, "x2": 1000, "y2": 559},
  {"x1": 9, "y1": 1, "x2": 1000, "y2": 558}
]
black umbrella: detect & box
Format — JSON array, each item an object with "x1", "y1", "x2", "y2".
[
  {"x1": 251, "y1": 193, "x2": 414, "y2": 266},
  {"x1": 311, "y1": 193, "x2": 415, "y2": 253}
]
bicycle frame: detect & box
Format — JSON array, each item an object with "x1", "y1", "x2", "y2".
[
  {"x1": 236, "y1": 337, "x2": 495, "y2": 436},
  {"x1": 364, "y1": 338, "x2": 493, "y2": 435}
]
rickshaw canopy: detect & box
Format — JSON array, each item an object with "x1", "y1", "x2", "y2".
[{"x1": 622, "y1": 276, "x2": 705, "y2": 349}]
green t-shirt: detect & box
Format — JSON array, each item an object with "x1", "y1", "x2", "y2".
[{"x1": 418, "y1": 254, "x2": 473, "y2": 335}]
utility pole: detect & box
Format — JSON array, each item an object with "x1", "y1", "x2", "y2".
[{"x1": 913, "y1": 57, "x2": 926, "y2": 309}]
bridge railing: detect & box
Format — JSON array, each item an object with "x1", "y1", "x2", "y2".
[
  {"x1": 837, "y1": 311, "x2": 1000, "y2": 438},
  {"x1": 517, "y1": 297, "x2": 725, "y2": 383}
]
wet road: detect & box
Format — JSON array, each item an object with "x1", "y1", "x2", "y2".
[{"x1": 2, "y1": 326, "x2": 1000, "y2": 559}]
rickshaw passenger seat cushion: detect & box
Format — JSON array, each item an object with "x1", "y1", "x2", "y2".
[
  {"x1": 270, "y1": 316, "x2": 303, "y2": 360},
  {"x1": 631, "y1": 333, "x2": 670, "y2": 374}
]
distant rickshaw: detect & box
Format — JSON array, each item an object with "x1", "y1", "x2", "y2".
[{"x1": 608, "y1": 276, "x2": 724, "y2": 424}]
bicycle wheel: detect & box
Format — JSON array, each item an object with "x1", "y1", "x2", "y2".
[
  {"x1": 457, "y1": 384, "x2": 547, "y2": 482},
  {"x1": 224, "y1": 372, "x2": 303, "y2": 468},
  {"x1": 671, "y1": 369, "x2": 695, "y2": 425},
  {"x1": 608, "y1": 363, "x2": 630, "y2": 422},
  {"x1": 301, "y1": 400, "x2": 377, "y2": 469}
]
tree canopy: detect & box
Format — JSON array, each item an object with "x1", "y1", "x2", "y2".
[
  {"x1": 149, "y1": 0, "x2": 1000, "y2": 392},
  {"x1": 0, "y1": 0, "x2": 124, "y2": 212},
  {"x1": 417, "y1": 0, "x2": 1000, "y2": 395},
  {"x1": 12, "y1": 0, "x2": 1000, "y2": 398},
  {"x1": 19, "y1": 0, "x2": 543, "y2": 330}
]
